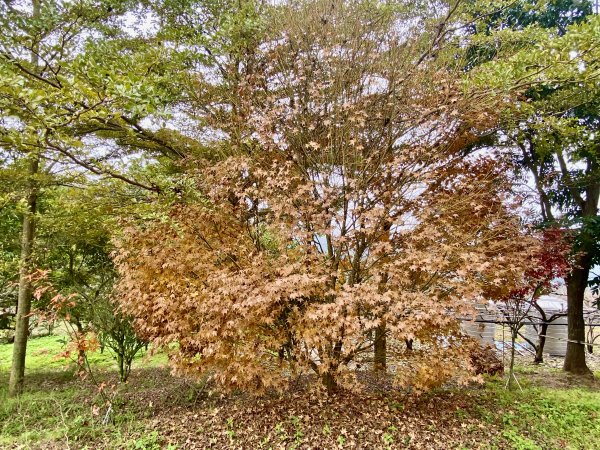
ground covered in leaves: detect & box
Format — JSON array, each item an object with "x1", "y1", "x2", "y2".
[{"x1": 1, "y1": 335, "x2": 599, "y2": 449}]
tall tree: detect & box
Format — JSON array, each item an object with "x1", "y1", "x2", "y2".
[
  {"x1": 465, "y1": 0, "x2": 598, "y2": 374},
  {"x1": 0, "y1": 0, "x2": 183, "y2": 395},
  {"x1": 8, "y1": 0, "x2": 41, "y2": 397}
]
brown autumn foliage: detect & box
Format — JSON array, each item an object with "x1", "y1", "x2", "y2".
[{"x1": 114, "y1": 0, "x2": 543, "y2": 393}]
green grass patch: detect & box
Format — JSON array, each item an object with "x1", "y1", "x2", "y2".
[
  {"x1": 0, "y1": 333, "x2": 167, "y2": 375},
  {"x1": 0, "y1": 334, "x2": 169, "y2": 448},
  {"x1": 0, "y1": 377, "x2": 156, "y2": 449},
  {"x1": 482, "y1": 378, "x2": 600, "y2": 450},
  {"x1": 0, "y1": 380, "x2": 93, "y2": 446}
]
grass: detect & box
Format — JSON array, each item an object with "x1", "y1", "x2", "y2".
[
  {"x1": 0, "y1": 336, "x2": 599, "y2": 449},
  {"x1": 480, "y1": 377, "x2": 600, "y2": 450},
  {"x1": 1, "y1": 381, "x2": 101, "y2": 447},
  {"x1": 0, "y1": 370, "x2": 135, "y2": 449},
  {"x1": 0, "y1": 333, "x2": 167, "y2": 375},
  {"x1": 0, "y1": 334, "x2": 170, "y2": 449}
]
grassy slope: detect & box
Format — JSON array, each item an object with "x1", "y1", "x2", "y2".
[
  {"x1": 0, "y1": 333, "x2": 167, "y2": 374},
  {"x1": 479, "y1": 380, "x2": 600, "y2": 449},
  {"x1": 0, "y1": 335, "x2": 599, "y2": 449},
  {"x1": 0, "y1": 334, "x2": 168, "y2": 449}
]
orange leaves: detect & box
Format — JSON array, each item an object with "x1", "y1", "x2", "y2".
[
  {"x1": 55, "y1": 332, "x2": 100, "y2": 364},
  {"x1": 112, "y1": 1, "x2": 540, "y2": 395}
]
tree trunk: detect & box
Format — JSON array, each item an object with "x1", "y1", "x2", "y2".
[
  {"x1": 117, "y1": 353, "x2": 125, "y2": 382},
  {"x1": 534, "y1": 323, "x2": 547, "y2": 364},
  {"x1": 123, "y1": 353, "x2": 134, "y2": 382},
  {"x1": 373, "y1": 323, "x2": 386, "y2": 372},
  {"x1": 563, "y1": 157, "x2": 599, "y2": 373},
  {"x1": 8, "y1": 156, "x2": 39, "y2": 397},
  {"x1": 563, "y1": 262, "x2": 591, "y2": 375},
  {"x1": 75, "y1": 319, "x2": 87, "y2": 372},
  {"x1": 508, "y1": 329, "x2": 517, "y2": 390},
  {"x1": 322, "y1": 371, "x2": 337, "y2": 393},
  {"x1": 322, "y1": 341, "x2": 342, "y2": 393}
]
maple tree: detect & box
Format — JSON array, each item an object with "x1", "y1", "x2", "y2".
[
  {"x1": 115, "y1": 0, "x2": 545, "y2": 393},
  {"x1": 496, "y1": 228, "x2": 571, "y2": 388},
  {"x1": 521, "y1": 229, "x2": 572, "y2": 364}
]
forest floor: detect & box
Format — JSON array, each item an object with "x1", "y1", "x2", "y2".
[{"x1": 1, "y1": 335, "x2": 599, "y2": 449}]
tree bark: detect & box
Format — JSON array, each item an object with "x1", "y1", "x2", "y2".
[
  {"x1": 117, "y1": 353, "x2": 125, "y2": 382},
  {"x1": 534, "y1": 323, "x2": 547, "y2": 364},
  {"x1": 322, "y1": 371, "x2": 337, "y2": 393},
  {"x1": 322, "y1": 341, "x2": 342, "y2": 392},
  {"x1": 75, "y1": 319, "x2": 87, "y2": 372},
  {"x1": 564, "y1": 151, "x2": 598, "y2": 373},
  {"x1": 8, "y1": 1, "x2": 41, "y2": 396},
  {"x1": 373, "y1": 323, "x2": 386, "y2": 372},
  {"x1": 374, "y1": 268, "x2": 390, "y2": 372},
  {"x1": 8, "y1": 156, "x2": 39, "y2": 397},
  {"x1": 562, "y1": 155, "x2": 599, "y2": 374},
  {"x1": 508, "y1": 329, "x2": 517, "y2": 390},
  {"x1": 563, "y1": 259, "x2": 592, "y2": 374}
]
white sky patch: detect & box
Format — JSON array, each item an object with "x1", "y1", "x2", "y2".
[{"x1": 121, "y1": 8, "x2": 159, "y2": 38}]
